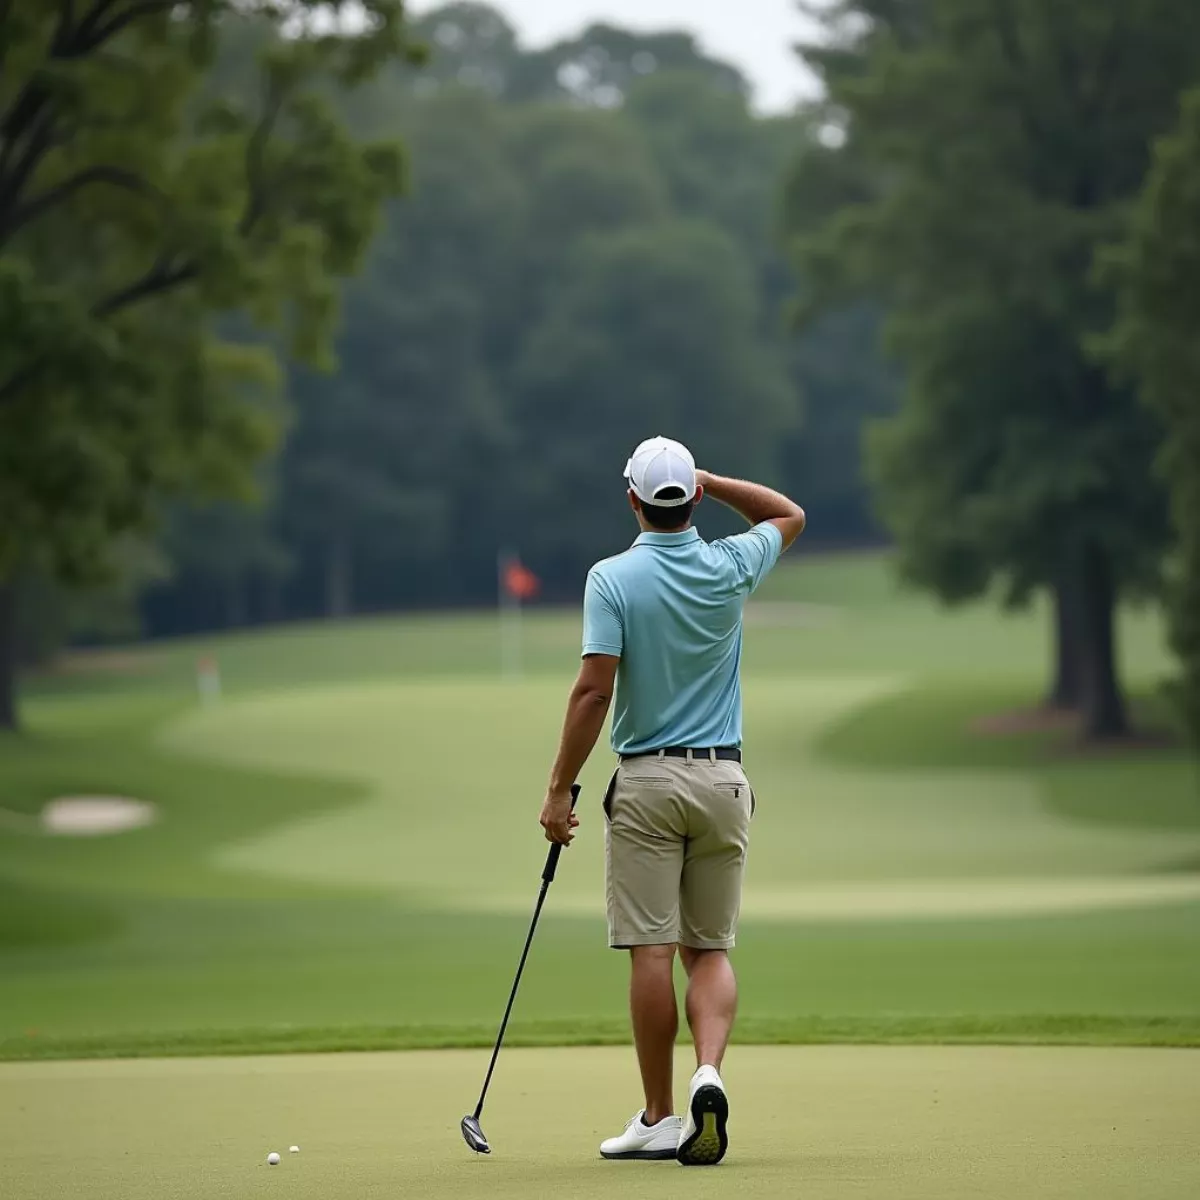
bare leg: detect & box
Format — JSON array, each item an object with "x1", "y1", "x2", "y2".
[
  {"x1": 679, "y1": 947, "x2": 737, "y2": 1070},
  {"x1": 629, "y1": 944, "x2": 678, "y2": 1123}
]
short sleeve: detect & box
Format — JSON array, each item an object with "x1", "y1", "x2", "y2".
[
  {"x1": 582, "y1": 568, "x2": 623, "y2": 658},
  {"x1": 716, "y1": 521, "x2": 784, "y2": 594}
]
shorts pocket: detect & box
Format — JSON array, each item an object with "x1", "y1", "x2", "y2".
[
  {"x1": 715, "y1": 780, "x2": 755, "y2": 818},
  {"x1": 602, "y1": 772, "x2": 617, "y2": 821},
  {"x1": 621, "y1": 774, "x2": 674, "y2": 789}
]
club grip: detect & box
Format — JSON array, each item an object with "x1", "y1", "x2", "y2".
[{"x1": 542, "y1": 783, "x2": 581, "y2": 883}]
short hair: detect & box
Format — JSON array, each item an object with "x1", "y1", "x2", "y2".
[{"x1": 637, "y1": 487, "x2": 695, "y2": 530}]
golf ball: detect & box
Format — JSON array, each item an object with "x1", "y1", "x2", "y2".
[
  {"x1": 267, "y1": 1153, "x2": 280, "y2": 1166},
  {"x1": 289, "y1": 1146, "x2": 300, "y2": 1154}
]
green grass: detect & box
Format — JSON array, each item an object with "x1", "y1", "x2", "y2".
[
  {"x1": 4, "y1": 1046, "x2": 1199, "y2": 1199},
  {"x1": 815, "y1": 680, "x2": 1200, "y2": 835},
  {"x1": 2, "y1": 553, "x2": 1198, "y2": 1059}
]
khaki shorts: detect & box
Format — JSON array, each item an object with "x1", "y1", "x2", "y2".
[{"x1": 603, "y1": 753, "x2": 754, "y2": 951}]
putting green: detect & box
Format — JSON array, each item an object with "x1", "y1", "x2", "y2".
[
  {"x1": 3, "y1": 1046, "x2": 1197, "y2": 1199},
  {"x1": 160, "y1": 677, "x2": 1200, "y2": 919}
]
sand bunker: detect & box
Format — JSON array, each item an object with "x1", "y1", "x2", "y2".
[{"x1": 38, "y1": 797, "x2": 158, "y2": 837}]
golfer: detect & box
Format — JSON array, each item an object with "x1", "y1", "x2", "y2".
[{"x1": 540, "y1": 436, "x2": 806, "y2": 1166}]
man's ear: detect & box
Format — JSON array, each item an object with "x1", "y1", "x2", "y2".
[
  {"x1": 628, "y1": 489, "x2": 640, "y2": 514},
  {"x1": 693, "y1": 485, "x2": 704, "y2": 506}
]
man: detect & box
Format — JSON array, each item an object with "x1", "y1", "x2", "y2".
[{"x1": 539, "y1": 435, "x2": 806, "y2": 1166}]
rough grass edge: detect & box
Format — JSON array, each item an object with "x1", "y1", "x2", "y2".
[{"x1": 4, "y1": 1015, "x2": 1199, "y2": 1062}]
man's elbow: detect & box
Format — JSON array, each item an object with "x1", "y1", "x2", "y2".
[
  {"x1": 574, "y1": 683, "x2": 613, "y2": 709},
  {"x1": 778, "y1": 507, "x2": 806, "y2": 549}
]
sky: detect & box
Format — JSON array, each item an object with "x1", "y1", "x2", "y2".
[{"x1": 410, "y1": 0, "x2": 824, "y2": 113}]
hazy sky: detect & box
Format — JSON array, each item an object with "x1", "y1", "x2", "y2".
[{"x1": 411, "y1": 0, "x2": 822, "y2": 113}]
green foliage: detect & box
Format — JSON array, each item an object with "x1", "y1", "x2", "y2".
[
  {"x1": 1108, "y1": 87, "x2": 1200, "y2": 748},
  {"x1": 5, "y1": 3, "x2": 896, "y2": 644},
  {"x1": 0, "y1": 2, "x2": 422, "y2": 573},
  {"x1": 0, "y1": 0, "x2": 424, "y2": 721},
  {"x1": 513, "y1": 221, "x2": 796, "y2": 558},
  {"x1": 788, "y1": 0, "x2": 1200, "y2": 736},
  {"x1": 256, "y1": 50, "x2": 855, "y2": 616}
]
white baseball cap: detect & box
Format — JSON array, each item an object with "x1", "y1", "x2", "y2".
[{"x1": 624, "y1": 436, "x2": 697, "y2": 508}]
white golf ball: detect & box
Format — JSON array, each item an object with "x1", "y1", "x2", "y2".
[
  {"x1": 289, "y1": 1146, "x2": 300, "y2": 1154},
  {"x1": 267, "y1": 1152, "x2": 280, "y2": 1166}
]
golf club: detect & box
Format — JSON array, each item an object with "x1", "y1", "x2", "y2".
[{"x1": 460, "y1": 783, "x2": 581, "y2": 1155}]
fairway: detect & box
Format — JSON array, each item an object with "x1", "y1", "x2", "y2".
[
  {"x1": 3, "y1": 1046, "x2": 1198, "y2": 1200},
  {"x1": 3, "y1": 555, "x2": 1199, "y2": 1057},
  {"x1": 161, "y1": 675, "x2": 1200, "y2": 918}
]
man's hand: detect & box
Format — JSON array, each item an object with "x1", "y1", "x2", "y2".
[
  {"x1": 694, "y1": 469, "x2": 806, "y2": 548},
  {"x1": 539, "y1": 787, "x2": 580, "y2": 845},
  {"x1": 542, "y1": 655, "x2": 617, "y2": 846}
]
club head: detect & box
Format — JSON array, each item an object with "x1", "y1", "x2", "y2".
[{"x1": 461, "y1": 1114, "x2": 491, "y2": 1155}]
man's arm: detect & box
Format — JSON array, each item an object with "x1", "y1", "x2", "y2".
[
  {"x1": 697, "y1": 470, "x2": 806, "y2": 548},
  {"x1": 540, "y1": 653, "x2": 619, "y2": 845}
]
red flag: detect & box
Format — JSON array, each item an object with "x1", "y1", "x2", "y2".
[{"x1": 503, "y1": 560, "x2": 540, "y2": 601}]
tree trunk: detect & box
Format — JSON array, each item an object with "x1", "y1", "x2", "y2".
[
  {"x1": 224, "y1": 578, "x2": 247, "y2": 629},
  {"x1": 262, "y1": 578, "x2": 282, "y2": 625},
  {"x1": 1075, "y1": 542, "x2": 1129, "y2": 740},
  {"x1": 0, "y1": 581, "x2": 18, "y2": 732},
  {"x1": 325, "y1": 535, "x2": 352, "y2": 619},
  {"x1": 1045, "y1": 573, "x2": 1084, "y2": 709}
]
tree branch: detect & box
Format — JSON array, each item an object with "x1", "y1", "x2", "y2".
[
  {"x1": 0, "y1": 255, "x2": 199, "y2": 408},
  {"x1": 0, "y1": 362, "x2": 46, "y2": 408},
  {"x1": 92, "y1": 257, "x2": 198, "y2": 319},
  {"x1": 987, "y1": 0, "x2": 1051, "y2": 187},
  {"x1": 240, "y1": 83, "x2": 287, "y2": 236},
  {"x1": 71, "y1": 0, "x2": 127, "y2": 43},
  {"x1": 70, "y1": 0, "x2": 176, "y2": 56},
  {"x1": 1043, "y1": 1, "x2": 1083, "y2": 113},
  {"x1": 0, "y1": 109, "x2": 58, "y2": 222},
  {"x1": 0, "y1": 0, "x2": 17, "y2": 73},
  {"x1": 1, "y1": 166, "x2": 155, "y2": 240},
  {"x1": 1081, "y1": 9, "x2": 1127, "y2": 129},
  {"x1": 53, "y1": 0, "x2": 78, "y2": 51}
]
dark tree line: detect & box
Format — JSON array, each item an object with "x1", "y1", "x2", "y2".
[
  {"x1": 8, "y1": 1, "x2": 1199, "y2": 751},
  {"x1": 134, "y1": 6, "x2": 897, "y2": 637}
]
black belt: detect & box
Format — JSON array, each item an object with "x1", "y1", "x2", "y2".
[{"x1": 620, "y1": 746, "x2": 742, "y2": 763}]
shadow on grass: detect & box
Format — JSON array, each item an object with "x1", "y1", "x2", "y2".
[
  {"x1": 812, "y1": 680, "x2": 1200, "y2": 833},
  {"x1": 4, "y1": 1014, "x2": 1199, "y2": 1062}
]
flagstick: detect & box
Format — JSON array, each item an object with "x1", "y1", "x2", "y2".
[{"x1": 498, "y1": 548, "x2": 523, "y2": 681}]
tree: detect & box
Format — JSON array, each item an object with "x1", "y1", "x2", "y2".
[
  {"x1": 278, "y1": 88, "x2": 525, "y2": 617},
  {"x1": 789, "y1": 0, "x2": 1200, "y2": 738},
  {"x1": 1109, "y1": 87, "x2": 1200, "y2": 748},
  {"x1": 515, "y1": 23, "x2": 747, "y2": 107},
  {"x1": 513, "y1": 222, "x2": 798, "y2": 572},
  {"x1": 157, "y1": 495, "x2": 292, "y2": 630},
  {"x1": 0, "y1": 1, "x2": 423, "y2": 728}
]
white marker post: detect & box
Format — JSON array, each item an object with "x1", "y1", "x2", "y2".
[{"x1": 196, "y1": 655, "x2": 221, "y2": 705}]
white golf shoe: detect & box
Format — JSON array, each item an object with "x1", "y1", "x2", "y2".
[
  {"x1": 599, "y1": 1112, "x2": 683, "y2": 1160},
  {"x1": 676, "y1": 1065, "x2": 729, "y2": 1166}
]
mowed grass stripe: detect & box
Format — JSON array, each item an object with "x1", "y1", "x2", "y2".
[
  {"x1": 2, "y1": 555, "x2": 1197, "y2": 1059},
  {"x1": 3, "y1": 1047, "x2": 1199, "y2": 1200}
]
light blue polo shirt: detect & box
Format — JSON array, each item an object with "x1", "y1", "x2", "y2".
[{"x1": 582, "y1": 522, "x2": 784, "y2": 755}]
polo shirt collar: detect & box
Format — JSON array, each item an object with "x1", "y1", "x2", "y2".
[{"x1": 634, "y1": 527, "x2": 701, "y2": 547}]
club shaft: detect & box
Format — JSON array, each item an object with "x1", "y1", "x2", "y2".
[{"x1": 473, "y1": 878, "x2": 551, "y2": 1119}]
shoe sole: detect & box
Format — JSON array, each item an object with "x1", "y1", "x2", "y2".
[
  {"x1": 600, "y1": 1148, "x2": 678, "y2": 1161},
  {"x1": 677, "y1": 1085, "x2": 728, "y2": 1166}
]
